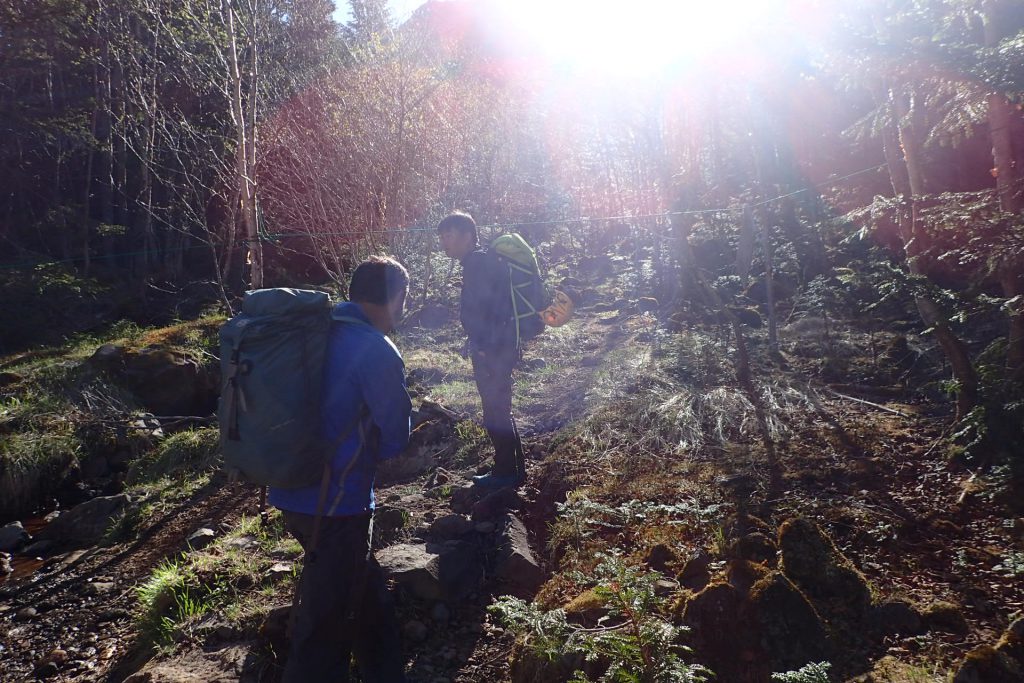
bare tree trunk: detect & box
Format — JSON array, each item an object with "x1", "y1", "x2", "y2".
[
  {"x1": 890, "y1": 89, "x2": 978, "y2": 418},
  {"x1": 82, "y1": 87, "x2": 99, "y2": 276},
  {"x1": 983, "y1": 0, "x2": 1024, "y2": 378},
  {"x1": 224, "y1": 0, "x2": 262, "y2": 289},
  {"x1": 757, "y1": 208, "x2": 778, "y2": 350}
]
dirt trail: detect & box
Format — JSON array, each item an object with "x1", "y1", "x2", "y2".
[{"x1": 0, "y1": 295, "x2": 643, "y2": 682}]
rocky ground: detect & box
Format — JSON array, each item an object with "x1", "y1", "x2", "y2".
[{"x1": 1, "y1": 254, "x2": 1023, "y2": 682}]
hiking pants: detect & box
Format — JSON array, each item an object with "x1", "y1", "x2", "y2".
[
  {"x1": 281, "y1": 511, "x2": 405, "y2": 683},
  {"x1": 471, "y1": 345, "x2": 525, "y2": 479}
]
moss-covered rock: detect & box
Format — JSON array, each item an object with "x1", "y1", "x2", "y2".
[
  {"x1": 922, "y1": 601, "x2": 969, "y2": 636},
  {"x1": 509, "y1": 635, "x2": 588, "y2": 683},
  {"x1": 951, "y1": 617, "x2": 1023, "y2": 682},
  {"x1": 749, "y1": 571, "x2": 831, "y2": 674},
  {"x1": 952, "y1": 645, "x2": 1023, "y2": 682},
  {"x1": 868, "y1": 599, "x2": 924, "y2": 637},
  {"x1": 778, "y1": 517, "x2": 872, "y2": 612},
  {"x1": 727, "y1": 557, "x2": 770, "y2": 593},
  {"x1": 735, "y1": 532, "x2": 777, "y2": 564},
  {"x1": 682, "y1": 581, "x2": 767, "y2": 682},
  {"x1": 643, "y1": 542, "x2": 679, "y2": 574},
  {"x1": 562, "y1": 588, "x2": 608, "y2": 628}
]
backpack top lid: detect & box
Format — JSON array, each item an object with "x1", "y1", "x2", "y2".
[
  {"x1": 491, "y1": 233, "x2": 538, "y2": 272},
  {"x1": 241, "y1": 288, "x2": 330, "y2": 317}
]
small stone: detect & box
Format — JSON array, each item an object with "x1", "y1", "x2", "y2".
[
  {"x1": 222, "y1": 535, "x2": 258, "y2": 550},
  {"x1": 637, "y1": 297, "x2": 660, "y2": 312},
  {"x1": 265, "y1": 562, "x2": 294, "y2": 582},
  {"x1": 404, "y1": 619, "x2": 429, "y2": 643},
  {"x1": 186, "y1": 528, "x2": 216, "y2": 551},
  {"x1": 0, "y1": 522, "x2": 30, "y2": 553},
  {"x1": 15, "y1": 607, "x2": 38, "y2": 621},
  {"x1": 0, "y1": 552, "x2": 11, "y2": 575}
]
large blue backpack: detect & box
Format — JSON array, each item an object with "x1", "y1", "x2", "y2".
[{"x1": 218, "y1": 288, "x2": 334, "y2": 488}]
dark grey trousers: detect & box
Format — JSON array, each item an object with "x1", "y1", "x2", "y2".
[
  {"x1": 471, "y1": 345, "x2": 525, "y2": 478},
  {"x1": 281, "y1": 511, "x2": 405, "y2": 683}
]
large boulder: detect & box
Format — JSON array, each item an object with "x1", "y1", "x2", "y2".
[
  {"x1": 494, "y1": 514, "x2": 543, "y2": 597},
  {"x1": 376, "y1": 541, "x2": 481, "y2": 601},
  {"x1": 778, "y1": 517, "x2": 872, "y2": 613},
  {"x1": 36, "y1": 494, "x2": 130, "y2": 546},
  {"x1": 749, "y1": 572, "x2": 831, "y2": 674},
  {"x1": 376, "y1": 446, "x2": 434, "y2": 485},
  {"x1": 953, "y1": 619, "x2": 1024, "y2": 682},
  {"x1": 118, "y1": 348, "x2": 218, "y2": 417},
  {"x1": 682, "y1": 582, "x2": 766, "y2": 683}
]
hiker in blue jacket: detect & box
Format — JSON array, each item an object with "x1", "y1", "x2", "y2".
[
  {"x1": 437, "y1": 211, "x2": 527, "y2": 489},
  {"x1": 270, "y1": 256, "x2": 411, "y2": 683}
]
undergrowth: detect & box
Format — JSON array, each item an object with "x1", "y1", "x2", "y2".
[{"x1": 491, "y1": 552, "x2": 710, "y2": 682}]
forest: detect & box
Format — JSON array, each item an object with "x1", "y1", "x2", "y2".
[{"x1": 1, "y1": 0, "x2": 1023, "y2": 681}]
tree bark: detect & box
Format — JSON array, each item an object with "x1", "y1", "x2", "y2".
[
  {"x1": 983, "y1": 0, "x2": 1024, "y2": 378},
  {"x1": 224, "y1": 0, "x2": 262, "y2": 289},
  {"x1": 890, "y1": 88, "x2": 978, "y2": 418}
]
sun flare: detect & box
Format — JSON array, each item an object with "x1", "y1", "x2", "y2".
[{"x1": 494, "y1": 0, "x2": 797, "y2": 76}]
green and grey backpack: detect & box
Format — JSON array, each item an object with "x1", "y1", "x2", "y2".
[{"x1": 491, "y1": 233, "x2": 548, "y2": 347}]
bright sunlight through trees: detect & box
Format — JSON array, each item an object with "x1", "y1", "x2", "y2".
[{"x1": 494, "y1": 0, "x2": 822, "y2": 76}]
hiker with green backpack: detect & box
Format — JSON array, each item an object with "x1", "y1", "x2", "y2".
[
  {"x1": 220, "y1": 257, "x2": 411, "y2": 682},
  {"x1": 437, "y1": 211, "x2": 547, "y2": 489}
]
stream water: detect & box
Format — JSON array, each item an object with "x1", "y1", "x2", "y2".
[{"x1": 1, "y1": 514, "x2": 52, "y2": 584}]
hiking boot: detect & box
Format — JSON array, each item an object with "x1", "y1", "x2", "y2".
[{"x1": 471, "y1": 473, "x2": 525, "y2": 489}]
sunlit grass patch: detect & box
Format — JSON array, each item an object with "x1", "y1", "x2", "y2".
[
  {"x1": 426, "y1": 379, "x2": 479, "y2": 415},
  {"x1": 451, "y1": 419, "x2": 489, "y2": 469},
  {"x1": 128, "y1": 427, "x2": 220, "y2": 486},
  {"x1": 134, "y1": 511, "x2": 299, "y2": 650},
  {"x1": 135, "y1": 558, "x2": 209, "y2": 649},
  {"x1": 107, "y1": 428, "x2": 222, "y2": 543},
  {"x1": 0, "y1": 428, "x2": 80, "y2": 517}
]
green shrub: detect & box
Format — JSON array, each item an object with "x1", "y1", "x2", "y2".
[
  {"x1": 491, "y1": 552, "x2": 710, "y2": 682},
  {"x1": 771, "y1": 661, "x2": 831, "y2": 682}
]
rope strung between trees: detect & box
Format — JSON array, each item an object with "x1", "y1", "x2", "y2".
[{"x1": 1, "y1": 161, "x2": 892, "y2": 272}]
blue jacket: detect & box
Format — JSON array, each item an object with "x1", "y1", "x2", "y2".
[{"x1": 268, "y1": 302, "x2": 411, "y2": 516}]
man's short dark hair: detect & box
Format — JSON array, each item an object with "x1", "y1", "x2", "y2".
[
  {"x1": 436, "y1": 211, "x2": 478, "y2": 245},
  {"x1": 349, "y1": 256, "x2": 409, "y2": 305}
]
